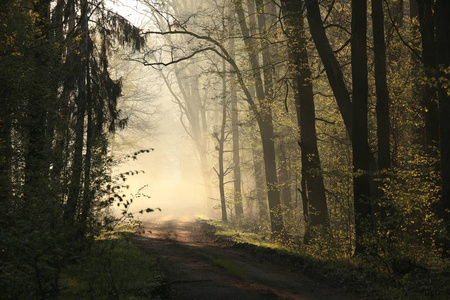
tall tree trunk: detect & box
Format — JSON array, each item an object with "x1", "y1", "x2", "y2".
[
  {"x1": 255, "y1": 0, "x2": 273, "y2": 98},
  {"x1": 234, "y1": 0, "x2": 284, "y2": 235},
  {"x1": 229, "y1": 18, "x2": 244, "y2": 219},
  {"x1": 305, "y1": 0, "x2": 379, "y2": 181},
  {"x1": 278, "y1": 143, "x2": 292, "y2": 210},
  {"x1": 251, "y1": 128, "x2": 268, "y2": 222},
  {"x1": 51, "y1": 2, "x2": 76, "y2": 208},
  {"x1": 64, "y1": 0, "x2": 89, "y2": 225},
  {"x1": 281, "y1": 0, "x2": 329, "y2": 242},
  {"x1": 24, "y1": 0, "x2": 53, "y2": 212},
  {"x1": 416, "y1": 0, "x2": 440, "y2": 151},
  {"x1": 217, "y1": 59, "x2": 228, "y2": 222},
  {"x1": 352, "y1": 0, "x2": 372, "y2": 255},
  {"x1": 435, "y1": 0, "x2": 450, "y2": 257},
  {"x1": 80, "y1": 37, "x2": 93, "y2": 237},
  {"x1": 372, "y1": 0, "x2": 391, "y2": 173},
  {"x1": 305, "y1": 0, "x2": 353, "y2": 138}
]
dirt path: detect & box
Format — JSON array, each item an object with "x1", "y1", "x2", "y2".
[{"x1": 132, "y1": 220, "x2": 361, "y2": 300}]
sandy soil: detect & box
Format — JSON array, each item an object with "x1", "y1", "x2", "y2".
[{"x1": 132, "y1": 220, "x2": 362, "y2": 300}]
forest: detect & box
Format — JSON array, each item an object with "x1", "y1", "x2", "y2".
[{"x1": 0, "y1": 0, "x2": 449, "y2": 299}]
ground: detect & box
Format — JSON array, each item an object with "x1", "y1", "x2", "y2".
[{"x1": 132, "y1": 220, "x2": 361, "y2": 300}]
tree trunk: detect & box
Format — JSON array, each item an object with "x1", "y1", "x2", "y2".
[
  {"x1": 218, "y1": 58, "x2": 228, "y2": 222},
  {"x1": 305, "y1": 0, "x2": 378, "y2": 191},
  {"x1": 352, "y1": 0, "x2": 372, "y2": 255},
  {"x1": 281, "y1": 0, "x2": 329, "y2": 242},
  {"x1": 278, "y1": 144, "x2": 292, "y2": 210},
  {"x1": 234, "y1": 0, "x2": 284, "y2": 235},
  {"x1": 416, "y1": 0, "x2": 440, "y2": 152},
  {"x1": 372, "y1": 0, "x2": 391, "y2": 173},
  {"x1": 80, "y1": 38, "x2": 93, "y2": 237},
  {"x1": 435, "y1": 0, "x2": 450, "y2": 257},
  {"x1": 305, "y1": 0, "x2": 353, "y2": 138},
  {"x1": 64, "y1": 0, "x2": 89, "y2": 225},
  {"x1": 229, "y1": 19, "x2": 244, "y2": 218},
  {"x1": 24, "y1": 0, "x2": 54, "y2": 213},
  {"x1": 251, "y1": 129, "x2": 268, "y2": 223}
]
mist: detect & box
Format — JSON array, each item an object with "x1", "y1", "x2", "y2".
[{"x1": 112, "y1": 81, "x2": 210, "y2": 221}]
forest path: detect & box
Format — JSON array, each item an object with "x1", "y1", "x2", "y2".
[{"x1": 132, "y1": 220, "x2": 361, "y2": 300}]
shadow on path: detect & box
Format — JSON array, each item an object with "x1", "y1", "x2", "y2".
[{"x1": 132, "y1": 220, "x2": 360, "y2": 300}]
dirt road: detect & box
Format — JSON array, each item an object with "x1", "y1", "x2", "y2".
[{"x1": 132, "y1": 220, "x2": 361, "y2": 300}]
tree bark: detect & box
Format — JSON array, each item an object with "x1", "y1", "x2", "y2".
[
  {"x1": 435, "y1": 0, "x2": 450, "y2": 257},
  {"x1": 229, "y1": 18, "x2": 244, "y2": 218},
  {"x1": 250, "y1": 126, "x2": 268, "y2": 223},
  {"x1": 281, "y1": 0, "x2": 329, "y2": 241},
  {"x1": 305, "y1": 0, "x2": 353, "y2": 139},
  {"x1": 234, "y1": 0, "x2": 284, "y2": 235},
  {"x1": 372, "y1": 0, "x2": 391, "y2": 173},
  {"x1": 64, "y1": 0, "x2": 89, "y2": 225},
  {"x1": 416, "y1": 0, "x2": 440, "y2": 151},
  {"x1": 351, "y1": 0, "x2": 372, "y2": 255},
  {"x1": 278, "y1": 144, "x2": 293, "y2": 210},
  {"x1": 218, "y1": 59, "x2": 228, "y2": 222}
]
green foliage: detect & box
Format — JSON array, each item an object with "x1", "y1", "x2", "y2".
[
  {"x1": 0, "y1": 0, "x2": 153, "y2": 294},
  {"x1": 58, "y1": 237, "x2": 162, "y2": 299},
  {"x1": 370, "y1": 155, "x2": 443, "y2": 268}
]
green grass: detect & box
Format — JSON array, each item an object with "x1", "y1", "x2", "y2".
[
  {"x1": 207, "y1": 219, "x2": 289, "y2": 250},
  {"x1": 58, "y1": 238, "x2": 165, "y2": 299}
]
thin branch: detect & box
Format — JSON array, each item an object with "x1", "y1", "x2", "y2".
[
  {"x1": 324, "y1": 23, "x2": 351, "y2": 36},
  {"x1": 384, "y1": 0, "x2": 423, "y2": 62},
  {"x1": 334, "y1": 38, "x2": 351, "y2": 54},
  {"x1": 322, "y1": 0, "x2": 336, "y2": 25},
  {"x1": 140, "y1": 30, "x2": 258, "y2": 113},
  {"x1": 137, "y1": 47, "x2": 216, "y2": 67},
  {"x1": 315, "y1": 117, "x2": 335, "y2": 125}
]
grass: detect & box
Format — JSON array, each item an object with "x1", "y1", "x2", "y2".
[
  {"x1": 205, "y1": 219, "x2": 450, "y2": 300},
  {"x1": 206, "y1": 219, "x2": 289, "y2": 250},
  {"x1": 58, "y1": 235, "x2": 165, "y2": 299}
]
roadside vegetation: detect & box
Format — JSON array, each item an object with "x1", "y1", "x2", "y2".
[
  {"x1": 204, "y1": 219, "x2": 449, "y2": 300},
  {"x1": 57, "y1": 229, "x2": 166, "y2": 300}
]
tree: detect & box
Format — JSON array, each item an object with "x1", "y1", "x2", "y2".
[
  {"x1": 1, "y1": 0, "x2": 144, "y2": 295},
  {"x1": 372, "y1": 0, "x2": 391, "y2": 173},
  {"x1": 234, "y1": 0, "x2": 284, "y2": 235},
  {"x1": 435, "y1": 0, "x2": 450, "y2": 256},
  {"x1": 305, "y1": 0, "x2": 353, "y2": 139},
  {"x1": 229, "y1": 19, "x2": 244, "y2": 219},
  {"x1": 281, "y1": 0, "x2": 329, "y2": 241},
  {"x1": 351, "y1": 0, "x2": 372, "y2": 254},
  {"x1": 214, "y1": 58, "x2": 231, "y2": 222},
  {"x1": 415, "y1": 0, "x2": 440, "y2": 151}
]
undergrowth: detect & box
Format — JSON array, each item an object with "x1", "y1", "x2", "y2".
[
  {"x1": 205, "y1": 219, "x2": 450, "y2": 300},
  {"x1": 58, "y1": 232, "x2": 165, "y2": 300}
]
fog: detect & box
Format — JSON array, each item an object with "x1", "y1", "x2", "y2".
[
  {"x1": 107, "y1": 0, "x2": 244, "y2": 223},
  {"x1": 112, "y1": 80, "x2": 210, "y2": 221}
]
